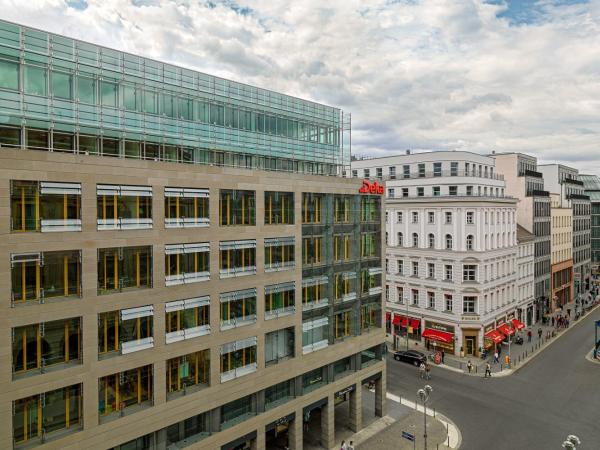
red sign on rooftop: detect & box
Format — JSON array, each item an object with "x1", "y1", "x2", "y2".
[{"x1": 359, "y1": 180, "x2": 384, "y2": 195}]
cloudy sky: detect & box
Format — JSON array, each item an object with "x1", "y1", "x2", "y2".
[{"x1": 2, "y1": 0, "x2": 600, "y2": 172}]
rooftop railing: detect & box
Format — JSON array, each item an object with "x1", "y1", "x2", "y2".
[{"x1": 361, "y1": 169, "x2": 504, "y2": 182}]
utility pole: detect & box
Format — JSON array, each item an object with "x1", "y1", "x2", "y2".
[{"x1": 417, "y1": 385, "x2": 433, "y2": 450}]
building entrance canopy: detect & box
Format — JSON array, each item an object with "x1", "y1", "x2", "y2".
[{"x1": 422, "y1": 328, "x2": 453, "y2": 343}]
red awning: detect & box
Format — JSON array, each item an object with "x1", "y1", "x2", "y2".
[
  {"x1": 511, "y1": 319, "x2": 525, "y2": 330},
  {"x1": 485, "y1": 329, "x2": 505, "y2": 344},
  {"x1": 392, "y1": 315, "x2": 402, "y2": 325},
  {"x1": 496, "y1": 323, "x2": 515, "y2": 336},
  {"x1": 422, "y1": 328, "x2": 454, "y2": 343},
  {"x1": 400, "y1": 317, "x2": 409, "y2": 327},
  {"x1": 410, "y1": 319, "x2": 421, "y2": 329},
  {"x1": 386, "y1": 312, "x2": 391, "y2": 322}
]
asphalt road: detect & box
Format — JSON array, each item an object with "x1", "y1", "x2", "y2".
[{"x1": 386, "y1": 307, "x2": 600, "y2": 450}]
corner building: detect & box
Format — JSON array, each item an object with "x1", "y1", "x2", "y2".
[{"x1": 0, "y1": 20, "x2": 386, "y2": 450}]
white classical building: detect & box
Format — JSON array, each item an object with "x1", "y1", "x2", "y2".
[{"x1": 352, "y1": 151, "x2": 525, "y2": 357}]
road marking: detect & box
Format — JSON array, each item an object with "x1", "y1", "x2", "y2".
[{"x1": 386, "y1": 392, "x2": 462, "y2": 449}]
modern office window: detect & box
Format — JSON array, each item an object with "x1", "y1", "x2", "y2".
[
  {"x1": 463, "y1": 296, "x2": 477, "y2": 313},
  {"x1": 98, "y1": 365, "x2": 153, "y2": 419},
  {"x1": 351, "y1": 170, "x2": 358, "y2": 178},
  {"x1": 360, "y1": 268, "x2": 382, "y2": 294},
  {"x1": 397, "y1": 232, "x2": 404, "y2": 247},
  {"x1": 445, "y1": 264, "x2": 453, "y2": 280},
  {"x1": 52, "y1": 70, "x2": 73, "y2": 100},
  {"x1": 428, "y1": 233, "x2": 435, "y2": 248},
  {"x1": 466, "y1": 211, "x2": 474, "y2": 224},
  {"x1": 220, "y1": 288, "x2": 257, "y2": 330},
  {"x1": 302, "y1": 193, "x2": 324, "y2": 224},
  {"x1": 449, "y1": 186, "x2": 458, "y2": 196},
  {"x1": 412, "y1": 289, "x2": 419, "y2": 305},
  {"x1": 166, "y1": 350, "x2": 210, "y2": 397},
  {"x1": 445, "y1": 234, "x2": 453, "y2": 250},
  {"x1": 466, "y1": 235, "x2": 474, "y2": 250},
  {"x1": 412, "y1": 261, "x2": 419, "y2": 277},
  {"x1": 412, "y1": 211, "x2": 419, "y2": 223},
  {"x1": 11, "y1": 250, "x2": 81, "y2": 305},
  {"x1": 360, "y1": 196, "x2": 381, "y2": 222},
  {"x1": 418, "y1": 163, "x2": 425, "y2": 177},
  {"x1": 13, "y1": 384, "x2": 82, "y2": 446},
  {"x1": 12, "y1": 317, "x2": 81, "y2": 377},
  {"x1": 220, "y1": 394, "x2": 256, "y2": 430},
  {"x1": 164, "y1": 412, "x2": 210, "y2": 447},
  {"x1": 220, "y1": 337, "x2": 257, "y2": 382},
  {"x1": 428, "y1": 263, "x2": 435, "y2": 278},
  {"x1": 445, "y1": 211, "x2": 452, "y2": 224},
  {"x1": 219, "y1": 240, "x2": 256, "y2": 277},
  {"x1": 0, "y1": 125, "x2": 21, "y2": 147},
  {"x1": 412, "y1": 232, "x2": 419, "y2": 247},
  {"x1": 98, "y1": 306, "x2": 154, "y2": 357},
  {"x1": 302, "y1": 275, "x2": 328, "y2": 309},
  {"x1": 0, "y1": 58, "x2": 19, "y2": 90},
  {"x1": 450, "y1": 162, "x2": 458, "y2": 176},
  {"x1": 433, "y1": 186, "x2": 440, "y2": 196},
  {"x1": 303, "y1": 366, "x2": 327, "y2": 394},
  {"x1": 303, "y1": 317, "x2": 329, "y2": 354},
  {"x1": 334, "y1": 310, "x2": 352, "y2": 340},
  {"x1": 445, "y1": 294, "x2": 453, "y2": 311},
  {"x1": 403, "y1": 165, "x2": 410, "y2": 178},
  {"x1": 361, "y1": 232, "x2": 381, "y2": 258},
  {"x1": 334, "y1": 195, "x2": 352, "y2": 223},
  {"x1": 334, "y1": 272, "x2": 357, "y2": 302},
  {"x1": 165, "y1": 296, "x2": 210, "y2": 343},
  {"x1": 96, "y1": 184, "x2": 152, "y2": 230},
  {"x1": 428, "y1": 291, "x2": 435, "y2": 309},
  {"x1": 24, "y1": 64, "x2": 47, "y2": 96},
  {"x1": 220, "y1": 189, "x2": 255, "y2": 225},
  {"x1": 402, "y1": 188, "x2": 409, "y2": 197},
  {"x1": 265, "y1": 379, "x2": 294, "y2": 410},
  {"x1": 164, "y1": 187, "x2": 209, "y2": 228},
  {"x1": 463, "y1": 265, "x2": 477, "y2": 281},
  {"x1": 265, "y1": 237, "x2": 295, "y2": 271},
  {"x1": 165, "y1": 242, "x2": 210, "y2": 285},
  {"x1": 303, "y1": 235, "x2": 324, "y2": 265},
  {"x1": 265, "y1": 191, "x2": 294, "y2": 224},
  {"x1": 334, "y1": 233, "x2": 352, "y2": 261},
  {"x1": 265, "y1": 327, "x2": 295, "y2": 366},
  {"x1": 97, "y1": 246, "x2": 152, "y2": 294},
  {"x1": 10, "y1": 180, "x2": 82, "y2": 232},
  {"x1": 265, "y1": 282, "x2": 295, "y2": 319}
]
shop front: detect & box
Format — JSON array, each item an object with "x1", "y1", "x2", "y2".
[
  {"x1": 392, "y1": 314, "x2": 421, "y2": 349},
  {"x1": 484, "y1": 322, "x2": 504, "y2": 351},
  {"x1": 422, "y1": 321, "x2": 455, "y2": 354},
  {"x1": 461, "y1": 328, "x2": 480, "y2": 357},
  {"x1": 222, "y1": 431, "x2": 257, "y2": 450},
  {"x1": 266, "y1": 413, "x2": 295, "y2": 450}
]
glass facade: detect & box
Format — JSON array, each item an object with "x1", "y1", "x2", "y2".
[
  {"x1": 265, "y1": 282, "x2": 296, "y2": 319},
  {"x1": 165, "y1": 243, "x2": 210, "y2": 285},
  {"x1": 220, "y1": 338, "x2": 258, "y2": 382},
  {"x1": 220, "y1": 289, "x2": 257, "y2": 329},
  {"x1": 165, "y1": 297, "x2": 210, "y2": 343},
  {"x1": 166, "y1": 350, "x2": 210, "y2": 397},
  {"x1": 97, "y1": 246, "x2": 152, "y2": 294},
  {"x1": 219, "y1": 190, "x2": 255, "y2": 226},
  {"x1": 98, "y1": 307, "x2": 154, "y2": 357},
  {"x1": 265, "y1": 191, "x2": 294, "y2": 224},
  {"x1": 265, "y1": 237, "x2": 295, "y2": 271},
  {"x1": 98, "y1": 365, "x2": 153, "y2": 419},
  {"x1": 265, "y1": 327, "x2": 295, "y2": 366},
  {"x1": 164, "y1": 187, "x2": 209, "y2": 228},
  {"x1": 96, "y1": 185, "x2": 152, "y2": 230},
  {"x1": 219, "y1": 240, "x2": 256, "y2": 277},
  {"x1": 0, "y1": 20, "x2": 345, "y2": 175}
]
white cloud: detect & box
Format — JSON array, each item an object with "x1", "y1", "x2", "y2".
[{"x1": 2, "y1": 0, "x2": 600, "y2": 173}]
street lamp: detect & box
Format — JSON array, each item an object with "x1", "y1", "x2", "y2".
[
  {"x1": 404, "y1": 292, "x2": 410, "y2": 351},
  {"x1": 417, "y1": 385, "x2": 433, "y2": 450},
  {"x1": 562, "y1": 434, "x2": 581, "y2": 449}
]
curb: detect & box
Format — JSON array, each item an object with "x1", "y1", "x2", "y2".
[{"x1": 585, "y1": 348, "x2": 600, "y2": 365}]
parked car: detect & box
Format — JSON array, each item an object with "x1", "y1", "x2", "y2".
[{"x1": 393, "y1": 350, "x2": 427, "y2": 366}]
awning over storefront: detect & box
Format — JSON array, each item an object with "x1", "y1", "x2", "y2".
[
  {"x1": 400, "y1": 316, "x2": 409, "y2": 327},
  {"x1": 392, "y1": 315, "x2": 401, "y2": 325},
  {"x1": 485, "y1": 329, "x2": 505, "y2": 344},
  {"x1": 422, "y1": 328, "x2": 454, "y2": 343},
  {"x1": 496, "y1": 323, "x2": 515, "y2": 336},
  {"x1": 386, "y1": 312, "x2": 391, "y2": 322},
  {"x1": 511, "y1": 319, "x2": 525, "y2": 330},
  {"x1": 410, "y1": 319, "x2": 421, "y2": 329}
]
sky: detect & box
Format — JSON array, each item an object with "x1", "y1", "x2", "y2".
[{"x1": 2, "y1": 0, "x2": 600, "y2": 173}]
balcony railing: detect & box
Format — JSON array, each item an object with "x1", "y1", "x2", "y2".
[
  {"x1": 302, "y1": 298, "x2": 329, "y2": 312},
  {"x1": 97, "y1": 218, "x2": 152, "y2": 230},
  {"x1": 165, "y1": 324, "x2": 211, "y2": 344},
  {"x1": 220, "y1": 362, "x2": 258, "y2": 383},
  {"x1": 40, "y1": 218, "x2": 82, "y2": 232},
  {"x1": 302, "y1": 339, "x2": 329, "y2": 355},
  {"x1": 519, "y1": 169, "x2": 543, "y2": 178},
  {"x1": 165, "y1": 217, "x2": 209, "y2": 228},
  {"x1": 219, "y1": 266, "x2": 257, "y2": 278},
  {"x1": 165, "y1": 271, "x2": 210, "y2": 286},
  {"x1": 265, "y1": 305, "x2": 296, "y2": 320},
  {"x1": 364, "y1": 169, "x2": 504, "y2": 182},
  {"x1": 121, "y1": 337, "x2": 154, "y2": 354},
  {"x1": 220, "y1": 314, "x2": 257, "y2": 331}
]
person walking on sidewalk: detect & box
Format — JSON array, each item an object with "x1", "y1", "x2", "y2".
[
  {"x1": 419, "y1": 362, "x2": 426, "y2": 379},
  {"x1": 551, "y1": 316, "x2": 555, "y2": 327},
  {"x1": 527, "y1": 330, "x2": 532, "y2": 342},
  {"x1": 348, "y1": 441, "x2": 355, "y2": 450},
  {"x1": 538, "y1": 327, "x2": 542, "y2": 340},
  {"x1": 441, "y1": 349, "x2": 445, "y2": 364},
  {"x1": 494, "y1": 351, "x2": 499, "y2": 363},
  {"x1": 484, "y1": 362, "x2": 492, "y2": 378},
  {"x1": 467, "y1": 360, "x2": 473, "y2": 373},
  {"x1": 340, "y1": 440, "x2": 348, "y2": 450},
  {"x1": 425, "y1": 363, "x2": 432, "y2": 380}
]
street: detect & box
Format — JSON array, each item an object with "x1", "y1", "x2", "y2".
[{"x1": 386, "y1": 307, "x2": 600, "y2": 449}]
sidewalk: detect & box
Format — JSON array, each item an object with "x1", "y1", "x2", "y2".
[{"x1": 434, "y1": 300, "x2": 600, "y2": 377}]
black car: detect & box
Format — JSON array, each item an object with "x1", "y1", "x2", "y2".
[{"x1": 393, "y1": 350, "x2": 427, "y2": 366}]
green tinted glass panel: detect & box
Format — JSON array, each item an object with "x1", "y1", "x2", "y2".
[
  {"x1": 123, "y1": 85, "x2": 137, "y2": 111},
  {"x1": 101, "y1": 81, "x2": 117, "y2": 107},
  {"x1": 0, "y1": 59, "x2": 19, "y2": 90},
  {"x1": 144, "y1": 90, "x2": 157, "y2": 114},
  {"x1": 52, "y1": 71, "x2": 73, "y2": 100},
  {"x1": 24, "y1": 65, "x2": 47, "y2": 96},
  {"x1": 78, "y1": 76, "x2": 96, "y2": 104}
]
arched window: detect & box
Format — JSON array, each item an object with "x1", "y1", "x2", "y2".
[
  {"x1": 397, "y1": 232, "x2": 403, "y2": 246},
  {"x1": 412, "y1": 233, "x2": 419, "y2": 247},
  {"x1": 428, "y1": 233, "x2": 435, "y2": 248},
  {"x1": 466, "y1": 235, "x2": 474, "y2": 250},
  {"x1": 445, "y1": 234, "x2": 453, "y2": 250}
]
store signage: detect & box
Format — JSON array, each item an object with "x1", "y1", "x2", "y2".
[
  {"x1": 461, "y1": 314, "x2": 480, "y2": 321},
  {"x1": 335, "y1": 385, "x2": 356, "y2": 398},
  {"x1": 425, "y1": 321, "x2": 455, "y2": 334},
  {"x1": 359, "y1": 180, "x2": 384, "y2": 195}
]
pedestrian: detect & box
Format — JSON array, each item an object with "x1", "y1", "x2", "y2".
[
  {"x1": 551, "y1": 316, "x2": 555, "y2": 327},
  {"x1": 493, "y1": 351, "x2": 499, "y2": 363},
  {"x1": 538, "y1": 327, "x2": 542, "y2": 339},
  {"x1": 340, "y1": 440, "x2": 347, "y2": 450},
  {"x1": 467, "y1": 360, "x2": 473, "y2": 373},
  {"x1": 425, "y1": 363, "x2": 431, "y2": 380},
  {"x1": 484, "y1": 362, "x2": 492, "y2": 378},
  {"x1": 419, "y1": 362, "x2": 426, "y2": 379},
  {"x1": 441, "y1": 349, "x2": 445, "y2": 364},
  {"x1": 527, "y1": 330, "x2": 532, "y2": 342},
  {"x1": 348, "y1": 441, "x2": 355, "y2": 450},
  {"x1": 567, "y1": 308, "x2": 571, "y2": 317}
]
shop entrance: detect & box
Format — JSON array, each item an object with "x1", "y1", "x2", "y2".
[
  {"x1": 266, "y1": 413, "x2": 294, "y2": 450},
  {"x1": 302, "y1": 399, "x2": 326, "y2": 449},
  {"x1": 465, "y1": 336, "x2": 476, "y2": 355},
  {"x1": 222, "y1": 431, "x2": 257, "y2": 450}
]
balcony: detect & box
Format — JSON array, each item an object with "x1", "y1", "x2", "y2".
[
  {"x1": 220, "y1": 314, "x2": 257, "y2": 331},
  {"x1": 220, "y1": 362, "x2": 257, "y2": 383},
  {"x1": 567, "y1": 194, "x2": 590, "y2": 200},
  {"x1": 519, "y1": 169, "x2": 543, "y2": 178},
  {"x1": 530, "y1": 190, "x2": 550, "y2": 197},
  {"x1": 265, "y1": 305, "x2": 295, "y2": 320},
  {"x1": 367, "y1": 169, "x2": 504, "y2": 182}
]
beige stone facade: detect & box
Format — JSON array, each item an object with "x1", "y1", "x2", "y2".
[{"x1": 0, "y1": 149, "x2": 386, "y2": 450}]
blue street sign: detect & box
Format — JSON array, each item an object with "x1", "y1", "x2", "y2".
[{"x1": 402, "y1": 431, "x2": 415, "y2": 442}]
